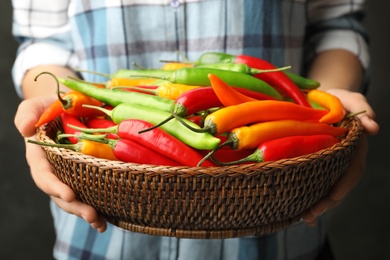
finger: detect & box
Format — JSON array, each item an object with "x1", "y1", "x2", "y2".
[
  {"x1": 14, "y1": 96, "x2": 57, "y2": 137},
  {"x1": 25, "y1": 137, "x2": 76, "y2": 202},
  {"x1": 327, "y1": 89, "x2": 380, "y2": 135},
  {"x1": 51, "y1": 196, "x2": 107, "y2": 232}
]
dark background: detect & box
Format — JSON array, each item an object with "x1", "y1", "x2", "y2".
[{"x1": 1, "y1": 1, "x2": 389, "y2": 259}]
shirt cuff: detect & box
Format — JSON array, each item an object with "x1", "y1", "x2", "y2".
[{"x1": 12, "y1": 42, "x2": 78, "y2": 99}]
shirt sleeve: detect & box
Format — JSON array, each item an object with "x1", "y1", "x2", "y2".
[
  {"x1": 304, "y1": 0, "x2": 370, "y2": 91},
  {"x1": 11, "y1": 0, "x2": 78, "y2": 98}
]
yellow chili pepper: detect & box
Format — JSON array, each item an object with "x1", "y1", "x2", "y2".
[
  {"x1": 161, "y1": 62, "x2": 193, "y2": 71},
  {"x1": 107, "y1": 77, "x2": 158, "y2": 88}
]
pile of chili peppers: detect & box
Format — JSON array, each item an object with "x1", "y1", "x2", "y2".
[{"x1": 29, "y1": 52, "x2": 353, "y2": 167}]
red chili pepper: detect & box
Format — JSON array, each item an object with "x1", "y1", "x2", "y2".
[
  {"x1": 60, "y1": 113, "x2": 87, "y2": 144},
  {"x1": 211, "y1": 135, "x2": 340, "y2": 165},
  {"x1": 105, "y1": 138, "x2": 182, "y2": 166},
  {"x1": 234, "y1": 54, "x2": 311, "y2": 107},
  {"x1": 68, "y1": 119, "x2": 215, "y2": 167}
]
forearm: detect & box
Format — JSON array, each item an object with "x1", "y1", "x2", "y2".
[
  {"x1": 21, "y1": 65, "x2": 78, "y2": 99},
  {"x1": 307, "y1": 49, "x2": 363, "y2": 92}
]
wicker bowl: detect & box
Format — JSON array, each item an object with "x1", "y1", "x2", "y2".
[{"x1": 36, "y1": 116, "x2": 363, "y2": 239}]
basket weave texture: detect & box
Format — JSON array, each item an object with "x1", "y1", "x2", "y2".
[{"x1": 36, "y1": 117, "x2": 362, "y2": 239}]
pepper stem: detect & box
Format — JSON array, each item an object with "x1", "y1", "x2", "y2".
[
  {"x1": 250, "y1": 65, "x2": 291, "y2": 75},
  {"x1": 57, "y1": 133, "x2": 108, "y2": 143},
  {"x1": 81, "y1": 104, "x2": 113, "y2": 118},
  {"x1": 137, "y1": 115, "x2": 174, "y2": 134},
  {"x1": 196, "y1": 141, "x2": 232, "y2": 166},
  {"x1": 34, "y1": 71, "x2": 69, "y2": 108},
  {"x1": 170, "y1": 111, "x2": 210, "y2": 133},
  {"x1": 75, "y1": 68, "x2": 112, "y2": 78},
  {"x1": 27, "y1": 139, "x2": 78, "y2": 150}
]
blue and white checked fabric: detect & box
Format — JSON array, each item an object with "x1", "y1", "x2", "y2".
[
  {"x1": 12, "y1": 1, "x2": 369, "y2": 259},
  {"x1": 12, "y1": 0, "x2": 369, "y2": 97}
]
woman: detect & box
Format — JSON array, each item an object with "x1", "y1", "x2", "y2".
[{"x1": 12, "y1": 1, "x2": 379, "y2": 259}]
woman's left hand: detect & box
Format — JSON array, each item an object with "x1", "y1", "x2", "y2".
[{"x1": 301, "y1": 89, "x2": 380, "y2": 226}]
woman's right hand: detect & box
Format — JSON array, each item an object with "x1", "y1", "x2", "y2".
[{"x1": 14, "y1": 96, "x2": 107, "y2": 232}]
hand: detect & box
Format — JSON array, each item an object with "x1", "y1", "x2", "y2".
[
  {"x1": 301, "y1": 89, "x2": 380, "y2": 226},
  {"x1": 14, "y1": 96, "x2": 107, "y2": 232}
]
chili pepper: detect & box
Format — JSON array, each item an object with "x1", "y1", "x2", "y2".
[
  {"x1": 60, "y1": 112, "x2": 87, "y2": 144},
  {"x1": 197, "y1": 120, "x2": 348, "y2": 165},
  {"x1": 76, "y1": 68, "x2": 172, "y2": 79},
  {"x1": 82, "y1": 103, "x2": 221, "y2": 150},
  {"x1": 69, "y1": 119, "x2": 215, "y2": 167},
  {"x1": 307, "y1": 89, "x2": 346, "y2": 124},
  {"x1": 35, "y1": 99, "x2": 64, "y2": 127},
  {"x1": 283, "y1": 71, "x2": 320, "y2": 90},
  {"x1": 196, "y1": 63, "x2": 290, "y2": 75},
  {"x1": 234, "y1": 55, "x2": 311, "y2": 107},
  {"x1": 85, "y1": 117, "x2": 119, "y2": 139},
  {"x1": 193, "y1": 52, "x2": 310, "y2": 106},
  {"x1": 208, "y1": 73, "x2": 257, "y2": 106},
  {"x1": 197, "y1": 147, "x2": 256, "y2": 164},
  {"x1": 173, "y1": 100, "x2": 328, "y2": 136},
  {"x1": 159, "y1": 67, "x2": 283, "y2": 100},
  {"x1": 34, "y1": 79, "x2": 105, "y2": 127},
  {"x1": 119, "y1": 81, "x2": 201, "y2": 100},
  {"x1": 161, "y1": 62, "x2": 194, "y2": 70},
  {"x1": 229, "y1": 120, "x2": 347, "y2": 151},
  {"x1": 211, "y1": 135, "x2": 340, "y2": 165},
  {"x1": 194, "y1": 52, "x2": 320, "y2": 90},
  {"x1": 60, "y1": 132, "x2": 181, "y2": 166},
  {"x1": 108, "y1": 77, "x2": 158, "y2": 88},
  {"x1": 35, "y1": 72, "x2": 175, "y2": 112},
  {"x1": 27, "y1": 137, "x2": 118, "y2": 160}
]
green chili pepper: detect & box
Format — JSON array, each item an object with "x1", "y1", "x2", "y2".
[
  {"x1": 159, "y1": 67, "x2": 283, "y2": 100},
  {"x1": 283, "y1": 71, "x2": 320, "y2": 90},
  {"x1": 196, "y1": 63, "x2": 290, "y2": 75},
  {"x1": 83, "y1": 103, "x2": 221, "y2": 150},
  {"x1": 35, "y1": 72, "x2": 175, "y2": 111}
]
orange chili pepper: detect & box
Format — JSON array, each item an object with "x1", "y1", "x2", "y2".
[
  {"x1": 229, "y1": 119, "x2": 348, "y2": 150},
  {"x1": 183, "y1": 100, "x2": 328, "y2": 135},
  {"x1": 35, "y1": 99, "x2": 64, "y2": 127},
  {"x1": 35, "y1": 74, "x2": 106, "y2": 127},
  {"x1": 208, "y1": 73, "x2": 257, "y2": 106},
  {"x1": 307, "y1": 89, "x2": 346, "y2": 124},
  {"x1": 197, "y1": 120, "x2": 348, "y2": 165}
]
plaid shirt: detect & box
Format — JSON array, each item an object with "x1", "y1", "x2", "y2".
[{"x1": 12, "y1": 0, "x2": 369, "y2": 259}]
